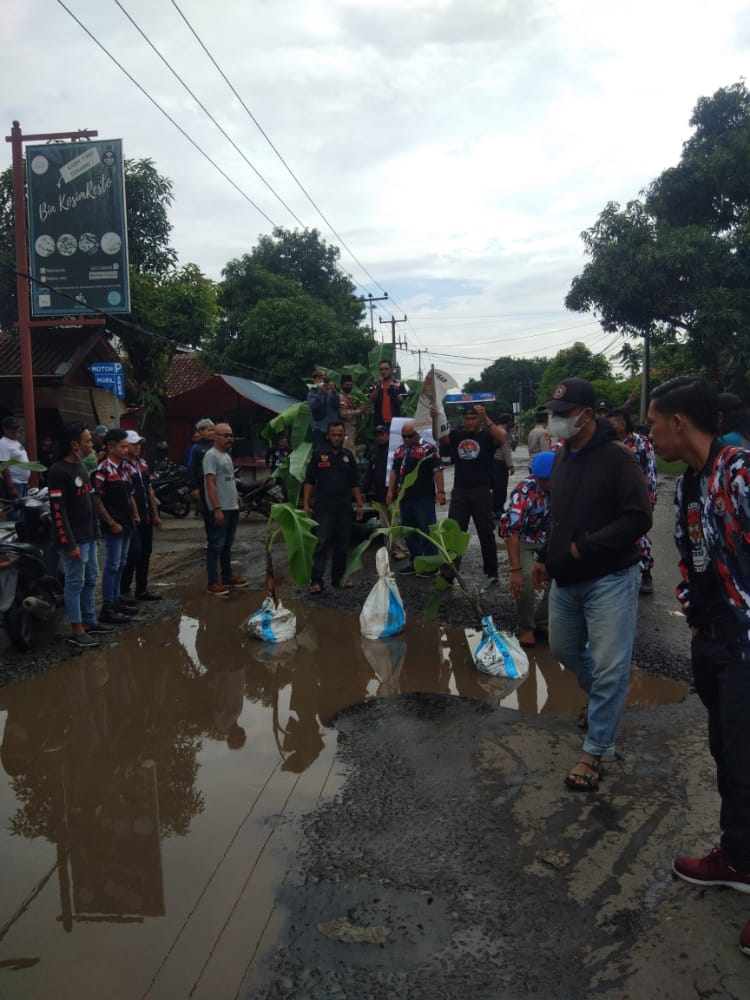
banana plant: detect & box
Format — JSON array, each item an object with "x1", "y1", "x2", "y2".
[
  {"x1": 340, "y1": 457, "x2": 487, "y2": 624},
  {"x1": 265, "y1": 502, "x2": 318, "y2": 605}
]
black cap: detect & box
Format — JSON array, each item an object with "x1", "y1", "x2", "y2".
[
  {"x1": 544, "y1": 378, "x2": 596, "y2": 414},
  {"x1": 374, "y1": 424, "x2": 389, "y2": 433},
  {"x1": 462, "y1": 404, "x2": 479, "y2": 415},
  {"x1": 2, "y1": 415, "x2": 20, "y2": 430},
  {"x1": 595, "y1": 399, "x2": 614, "y2": 415}
]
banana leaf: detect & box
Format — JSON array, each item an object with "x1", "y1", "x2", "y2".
[{"x1": 267, "y1": 502, "x2": 318, "y2": 586}]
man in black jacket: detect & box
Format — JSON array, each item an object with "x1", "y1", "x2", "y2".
[{"x1": 532, "y1": 378, "x2": 652, "y2": 791}]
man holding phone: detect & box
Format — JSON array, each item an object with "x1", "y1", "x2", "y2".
[{"x1": 307, "y1": 369, "x2": 341, "y2": 448}]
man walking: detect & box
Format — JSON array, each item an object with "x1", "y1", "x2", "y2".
[
  {"x1": 203, "y1": 422, "x2": 247, "y2": 596},
  {"x1": 303, "y1": 421, "x2": 364, "y2": 593},
  {"x1": 93, "y1": 428, "x2": 140, "y2": 624},
  {"x1": 386, "y1": 421, "x2": 446, "y2": 577},
  {"x1": 121, "y1": 430, "x2": 162, "y2": 602},
  {"x1": 437, "y1": 403, "x2": 507, "y2": 589},
  {"x1": 648, "y1": 376, "x2": 750, "y2": 958},
  {"x1": 47, "y1": 422, "x2": 115, "y2": 647},
  {"x1": 532, "y1": 377, "x2": 652, "y2": 791}
]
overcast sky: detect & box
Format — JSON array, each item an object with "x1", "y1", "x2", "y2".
[{"x1": 4, "y1": 0, "x2": 749, "y2": 385}]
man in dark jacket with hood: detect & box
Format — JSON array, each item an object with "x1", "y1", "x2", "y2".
[{"x1": 532, "y1": 378, "x2": 652, "y2": 792}]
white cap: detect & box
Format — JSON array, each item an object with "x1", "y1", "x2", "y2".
[{"x1": 125, "y1": 430, "x2": 144, "y2": 444}]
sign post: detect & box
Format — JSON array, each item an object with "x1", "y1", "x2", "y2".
[{"x1": 89, "y1": 362, "x2": 125, "y2": 427}]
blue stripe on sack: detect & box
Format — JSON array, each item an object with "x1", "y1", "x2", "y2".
[
  {"x1": 480, "y1": 616, "x2": 521, "y2": 678},
  {"x1": 260, "y1": 610, "x2": 276, "y2": 642},
  {"x1": 383, "y1": 588, "x2": 405, "y2": 637}
]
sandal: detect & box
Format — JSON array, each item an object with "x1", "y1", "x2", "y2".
[
  {"x1": 309, "y1": 582, "x2": 324, "y2": 594},
  {"x1": 564, "y1": 756, "x2": 602, "y2": 792}
]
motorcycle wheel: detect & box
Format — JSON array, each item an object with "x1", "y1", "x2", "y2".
[
  {"x1": 5, "y1": 604, "x2": 33, "y2": 650},
  {"x1": 168, "y1": 496, "x2": 191, "y2": 519}
]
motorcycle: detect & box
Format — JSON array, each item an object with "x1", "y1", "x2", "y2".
[
  {"x1": 0, "y1": 492, "x2": 64, "y2": 650},
  {"x1": 151, "y1": 463, "x2": 192, "y2": 519},
  {"x1": 236, "y1": 474, "x2": 286, "y2": 518}
]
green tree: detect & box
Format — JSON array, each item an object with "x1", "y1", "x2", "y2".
[
  {"x1": 536, "y1": 342, "x2": 614, "y2": 406},
  {"x1": 204, "y1": 245, "x2": 374, "y2": 395},
  {"x1": 566, "y1": 82, "x2": 750, "y2": 395},
  {"x1": 463, "y1": 356, "x2": 548, "y2": 415}
]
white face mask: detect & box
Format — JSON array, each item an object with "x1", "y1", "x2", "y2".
[{"x1": 549, "y1": 412, "x2": 586, "y2": 440}]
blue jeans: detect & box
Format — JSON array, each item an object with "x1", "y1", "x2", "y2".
[
  {"x1": 101, "y1": 530, "x2": 132, "y2": 606},
  {"x1": 549, "y1": 564, "x2": 640, "y2": 758},
  {"x1": 206, "y1": 509, "x2": 239, "y2": 585},
  {"x1": 400, "y1": 495, "x2": 437, "y2": 564},
  {"x1": 5, "y1": 482, "x2": 28, "y2": 522},
  {"x1": 59, "y1": 542, "x2": 99, "y2": 626}
]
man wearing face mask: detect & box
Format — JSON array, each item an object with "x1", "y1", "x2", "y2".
[{"x1": 532, "y1": 377, "x2": 652, "y2": 792}]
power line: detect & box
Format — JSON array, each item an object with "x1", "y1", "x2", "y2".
[
  {"x1": 113, "y1": 0, "x2": 307, "y2": 229},
  {"x1": 55, "y1": 0, "x2": 277, "y2": 228},
  {"x1": 169, "y1": 0, "x2": 389, "y2": 297}
]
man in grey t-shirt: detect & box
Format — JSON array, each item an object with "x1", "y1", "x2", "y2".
[{"x1": 203, "y1": 422, "x2": 247, "y2": 596}]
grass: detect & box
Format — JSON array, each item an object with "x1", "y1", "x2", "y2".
[{"x1": 656, "y1": 457, "x2": 687, "y2": 475}]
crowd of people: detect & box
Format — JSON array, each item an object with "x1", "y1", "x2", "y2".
[{"x1": 3, "y1": 366, "x2": 750, "y2": 958}]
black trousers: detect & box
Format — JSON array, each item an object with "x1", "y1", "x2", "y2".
[
  {"x1": 448, "y1": 486, "x2": 498, "y2": 579},
  {"x1": 311, "y1": 509, "x2": 353, "y2": 586},
  {"x1": 121, "y1": 522, "x2": 154, "y2": 596},
  {"x1": 692, "y1": 630, "x2": 750, "y2": 868}
]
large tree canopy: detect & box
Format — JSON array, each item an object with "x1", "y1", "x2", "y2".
[
  {"x1": 463, "y1": 356, "x2": 549, "y2": 414},
  {"x1": 536, "y1": 342, "x2": 614, "y2": 407},
  {"x1": 566, "y1": 82, "x2": 750, "y2": 395},
  {"x1": 202, "y1": 230, "x2": 374, "y2": 395}
]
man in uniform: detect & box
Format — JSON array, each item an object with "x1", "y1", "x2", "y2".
[
  {"x1": 303, "y1": 421, "x2": 364, "y2": 593},
  {"x1": 93, "y1": 428, "x2": 140, "y2": 624}
]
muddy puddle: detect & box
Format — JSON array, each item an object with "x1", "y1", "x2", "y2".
[{"x1": 0, "y1": 587, "x2": 687, "y2": 999}]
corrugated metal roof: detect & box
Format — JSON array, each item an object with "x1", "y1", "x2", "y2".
[{"x1": 220, "y1": 375, "x2": 300, "y2": 413}]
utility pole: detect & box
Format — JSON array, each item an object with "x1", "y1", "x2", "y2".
[
  {"x1": 410, "y1": 347, "x2": 427, "y2": 381},
  {"x1": 379, "y1": 315, "x2": 408, "y2": 372},
  {"x1": 360, "y1": 292, "x2": 389, "y2": 336}
]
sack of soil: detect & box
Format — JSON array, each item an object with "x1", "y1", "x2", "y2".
[
  {"x1": 248, "y1": 596, "x2": 296, "y2": 643},
  {"x1": 466, "y1": 615, "x2": 529, "y2": 679},
  {"x1": 360, "y1": 547, "x2": 406, "y2": 639}
]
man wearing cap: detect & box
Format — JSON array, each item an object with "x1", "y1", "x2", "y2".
[
  {"x1": 93, "y1": 428, "x2": 140, "y2": 624},
  {"x1": 532, "y1": 377, "x2": 652, "y2": 791},
  {"x1": 499, "y1": 451, "x2": 553, "y2": 647},
  {"x1": 595, "y1": 399, "x2": 614, "y2": 418},
  {"x1": 0, "y1": 416, "x2": 30, "y2": 521},
  {"x1": 121, "y1": 430, "x2": 162, "y2": 602},
  {"x1": 527, "y1": 411, "x2": 552, "y2": 462},
  {"x1": 437, "y1": 403, "x2": 507, "y2": 590},
  {"x1": 189, "y1": 418, "x2": 216, "y2": 531}
]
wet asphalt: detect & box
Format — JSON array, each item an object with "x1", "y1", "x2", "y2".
[{"x1": 1, "y1": 453, "x2": 749, "y2": 998}]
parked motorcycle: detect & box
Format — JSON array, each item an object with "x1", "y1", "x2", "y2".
[
  {"x1": 236, "y1": 474, "x2": 286, "y2": 518},
  {"x1": 0, "y1": 492, "x2": 64, "y2": 650},
  {"x1": 151, "y1": 463, "x2": 192, "y2": 519}
]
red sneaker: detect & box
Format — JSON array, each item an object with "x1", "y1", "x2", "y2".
[
  {"x1": 207, "y1": 583, "x2": 230, "y2": 597},
  {"x1": 741, "y1": 917, "x2": 750, "y2": 957},
  {"x1": 223, "y1": 576, "x2": 248, "y2": 589},
  {"x1": 673, "y1": 847, "x2": 750, "y2": 894}
]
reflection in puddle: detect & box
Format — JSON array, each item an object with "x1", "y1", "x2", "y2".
[{"x1": 0, "y1": 590, "x2": 687, "y2": 998}]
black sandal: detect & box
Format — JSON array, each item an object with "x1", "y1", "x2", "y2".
[{"x1": 564, "y1": 756, "x2": 602, "y2": 792}]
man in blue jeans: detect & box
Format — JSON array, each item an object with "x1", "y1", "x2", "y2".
[
  {"x1": 532, "y1": 378, "x2": 652, "y2": 791},
  {"x1": 47, "y1": 422, "x2": 116, "y2": 647},
  {"x1": 648, "y1": 376, "x2": 750, "y2": 958},
  {"x1": 386, "y1": 420, "x2": 446, "y2": 576},
  {"x1": 93, "y1": 428, "x2": 140, "y2": 624},
  {"x1": 203, "y1": 422, "x2": 247, "y2": 596}
]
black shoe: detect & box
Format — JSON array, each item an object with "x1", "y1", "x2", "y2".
[
  {"x1": 67, "y1": 632, "x2": 99, "y2": 648},
  {"x1": 136, "y1": 590, "x2": 162, "y2": 601},
  {"x1": 113, "y1": 601, "x2": 138, "y2": 616},
  {"x1": 118, "y1": 593, "x2": 138, "y2": 607},
  {"x1": 639, "y1": 571, "x2": 654, "y2": 595},
  {"x1": 100, "y1": 606, "x2": 131, "y2": 625},
  {"x1": 84, "y1": 620, "x2": 117, "y2": 635}
]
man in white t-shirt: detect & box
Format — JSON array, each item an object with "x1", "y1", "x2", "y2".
[
  {"x1": 203, "y1": 422, "x2": 247, "y2": 596},
  {"x1": 0, "y1": 416, "x2": 31, "y2": 521}
]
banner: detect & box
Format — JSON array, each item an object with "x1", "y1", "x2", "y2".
[
  {"x1": 414, "y1": 367, "x2": 457, "y2": 439},
  {"x1": 26, "y1": 139, "x2": 130, "y2": 316},
  {"x1": 444, "y1": 392, "x2": 496, "y2": 404}
]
